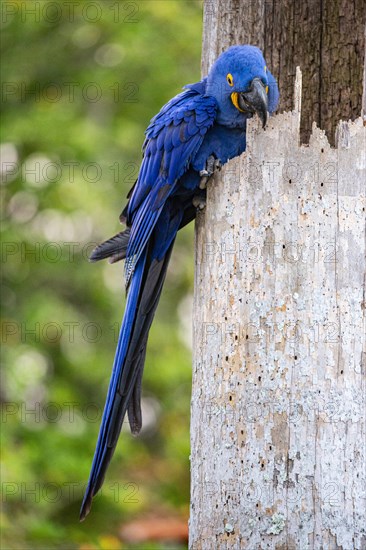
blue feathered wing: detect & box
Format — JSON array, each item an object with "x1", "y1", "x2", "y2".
[{"x1": 124, "y1": 85, "x2": 217, "y2": 283}]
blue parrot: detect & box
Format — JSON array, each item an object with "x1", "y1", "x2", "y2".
[{"x1": 80, "y1": 45, "x2": 279, "y2": 520}]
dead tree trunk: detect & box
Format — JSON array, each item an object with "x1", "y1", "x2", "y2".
[{"x1": 190, "y1": 3, "x2": 366, "y2": 549}]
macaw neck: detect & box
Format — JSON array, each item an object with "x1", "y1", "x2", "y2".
[
  {"x1": 206, "y1": 82, "x2": 249, "y2": 129},
  {"x1": 215, "y1": 105, "x2": 250, "y2": 128}
]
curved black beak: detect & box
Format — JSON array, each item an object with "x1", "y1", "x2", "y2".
[{"x1": 238, "y1": 77, "x2": 268, "y2": 128}]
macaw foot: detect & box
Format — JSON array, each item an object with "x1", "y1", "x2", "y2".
[
  {"x1": 199, "y1": 155, "x2": 222, "y2": 189},
  {"x1": 192, "y1": 194, "x2": 207, "y2": 210}
]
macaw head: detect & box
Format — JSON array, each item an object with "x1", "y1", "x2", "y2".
[{"x1": 206, "y1": 45, "x2": 279, "y2": 128}]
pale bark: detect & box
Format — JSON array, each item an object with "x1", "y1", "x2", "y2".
[{"x1": 189, "y1": 59, "x2": 366, "y2": 550}]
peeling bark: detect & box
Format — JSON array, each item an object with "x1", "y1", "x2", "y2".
[{"x1": 189, "y1": 61, "x2": 366, "y2": 549}]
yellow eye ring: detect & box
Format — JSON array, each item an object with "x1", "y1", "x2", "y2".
[{"x1": 226, "y1": 73, "x2": 234, "y2": 87}]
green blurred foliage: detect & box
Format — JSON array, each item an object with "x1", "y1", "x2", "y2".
[{"x1": 1, "y1": 1, "x2": 202, "y2": 547}]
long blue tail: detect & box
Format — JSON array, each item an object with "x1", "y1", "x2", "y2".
[{"x1": 80, "y1": 240, "x2": 174, "y2": 520}]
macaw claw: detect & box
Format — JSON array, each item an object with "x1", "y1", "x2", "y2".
[
  {"x1": 192, "y1": 194, "x2": 207, "y2": 210},
  {"x1": 199, "y1": 156, "x2": 221, "y2": 189}
]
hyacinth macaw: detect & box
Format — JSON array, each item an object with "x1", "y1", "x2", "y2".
[{"x1": 80, "y1": 45, "x2": 279, "y2": 520}]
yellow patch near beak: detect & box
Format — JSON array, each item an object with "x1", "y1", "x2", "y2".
[{"x1": 231, "y1": 92, "x2": 246, "y2": 112}]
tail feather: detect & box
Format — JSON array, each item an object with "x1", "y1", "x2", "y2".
[
  {"x1": 89, "y1": 229, "x2": 131, "y2": 263},
  {"x1": 80, "y1": 240, "x2": 174, "y2": 521},
  {"x1": 127, "y1": 358, "x2": 145, "y2": 435}
]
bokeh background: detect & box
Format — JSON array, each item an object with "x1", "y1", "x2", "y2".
[{"x1": 1, "y1": 1, "x2": 203, "y2": 548}]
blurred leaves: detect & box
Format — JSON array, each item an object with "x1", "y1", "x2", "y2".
[{"x1": 1, "y1": 1, "x2": 202, "y2": 547}]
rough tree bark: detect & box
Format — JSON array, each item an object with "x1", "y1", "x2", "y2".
[
  {"x1": 189, "y1": 3, "x2": 366, "y2": 549},
  {"x1": 201, "y1": 0, "x2": 366, "y2": 145}
]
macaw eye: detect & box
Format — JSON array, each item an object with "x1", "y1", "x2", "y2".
[{"x1": 226, "y1": 73, "x2": 234, "y2": 87}]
